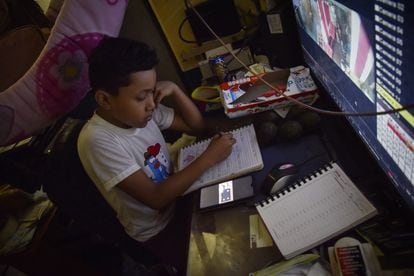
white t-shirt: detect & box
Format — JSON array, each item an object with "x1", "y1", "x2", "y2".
[{"x1": 77, "y1": 104, "x2": 175, "y2": 242}]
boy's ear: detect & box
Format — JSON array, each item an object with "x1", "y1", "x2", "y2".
[{"x1": 95, "y1": 90, "x2": 112, "y2": 110}]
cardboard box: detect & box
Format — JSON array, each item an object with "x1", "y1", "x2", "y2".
[{"x1": 219, "y1": 66, "x2": 319, "y2": 118}]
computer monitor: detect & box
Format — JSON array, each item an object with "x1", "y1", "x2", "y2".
[{"x1": 292, "y1": 0, "x2": 414, "y2": 210}]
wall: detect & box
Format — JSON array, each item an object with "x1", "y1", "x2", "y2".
[{"x1": 119, "y1": 1, "x2": 186, "y2": 91}]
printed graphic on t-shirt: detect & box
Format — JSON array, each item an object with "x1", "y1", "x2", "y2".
[{"x1": 144, "y1": 143, "x2": 169, "y2": 183}]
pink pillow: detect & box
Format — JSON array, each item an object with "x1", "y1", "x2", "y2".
[{"x1": 0, "y1": 0, "x2": 128, "y2": 146}]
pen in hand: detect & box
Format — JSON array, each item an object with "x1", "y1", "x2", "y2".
[
  {"x1": 215, "y1": 127, "x2": 236, "y2": 144},
  {"x1": 215, "y1": 127, "x2": 222, "y2": 137}
]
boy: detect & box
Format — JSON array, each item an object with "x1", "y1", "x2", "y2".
[{"x1": 77, "y1": 37, "x2": 235, "y2": 273}]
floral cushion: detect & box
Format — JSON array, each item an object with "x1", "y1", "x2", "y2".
[{"x1": 0, "y1": 0, "x2": 128, "y2": 146}]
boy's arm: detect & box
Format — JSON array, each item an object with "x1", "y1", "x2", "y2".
[
  {"x1": 154, "y1": 81, "x2": 205, "y2": 135},
  {"x1": 117, "y1": 133, "x2": 235, "y2": 210}
]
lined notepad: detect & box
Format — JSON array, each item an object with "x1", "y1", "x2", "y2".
[
  {"x1": 255, "y1": 162, "x2": 377, "y2": 259},
  {"x1": 179, "y1": 124, "x2": 263, "y2": 195}
]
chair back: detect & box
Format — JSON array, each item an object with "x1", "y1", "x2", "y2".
[
  {"x1": 43, "y1": 117, "x2": 125, "y2": 243},
  {"x1": 43, "y1": 117, "x2": 158, "y2": 265}
]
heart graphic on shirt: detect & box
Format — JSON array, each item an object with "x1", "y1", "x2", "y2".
[{"x1": 147, "y1": 143, "x2": 161, "y2": 156}]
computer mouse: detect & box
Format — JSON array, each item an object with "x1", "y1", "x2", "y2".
[{"x1": 262, "y1": 163, "x2": 299, "y2": 195}]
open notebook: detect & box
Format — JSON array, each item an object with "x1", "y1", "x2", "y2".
[
  {"x1": 178, "y1": 124, "x2": 263, "y2": 195},
  {"x1": 255, "y1": 162, "x2": 377, "y2": 259}
]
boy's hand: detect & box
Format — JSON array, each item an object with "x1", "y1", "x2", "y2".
[
  {"x1": 202, "y1": 132, "x2": 236, "y2": 167},
  {"x1": 154, "y1": 81, "x2": 181, "y2": 106}
]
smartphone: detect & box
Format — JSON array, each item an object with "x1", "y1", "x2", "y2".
[{"x1": 199, "y1": 175, "x2": 254, "y2": 210}]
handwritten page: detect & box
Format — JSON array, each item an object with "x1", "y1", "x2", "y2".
[{"x1": 179, "y1": 124, "x2": 263, "y2": 194}]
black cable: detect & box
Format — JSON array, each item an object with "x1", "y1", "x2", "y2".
[
  {"x1": 225, "y1": 47, "x2": 243, "y2": 67},
  {"x1": 184, "y1": 0, "x2": 190, "y2": 10},
  {"x1": 225, "y1": 27, "x2": 253, "y2": 67},
  {"x1": 318, "y1": 130, "x2": 338, "y2": 165},
  {"x1": 296, "y1": 152, "x2": 328, "y2": 168},
  {"x1": 177, "y1": 15, "x2": 198, "y2": 44}
]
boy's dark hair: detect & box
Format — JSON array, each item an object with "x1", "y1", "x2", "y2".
[{"x1": 88, "y1": 36, "x2": 158, "y2": 95}]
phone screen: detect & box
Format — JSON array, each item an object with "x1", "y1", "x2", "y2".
[
  {"x1": 200, "y1": 175, "x2": 254, "y2": 210},
  {"x1": 218, "y1": 180, "x2": 234, "y2": 204}
]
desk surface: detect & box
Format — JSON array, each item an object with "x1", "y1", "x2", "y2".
[
  {"x1": 187, "y1": 107, "x2": 414, "y2": 275},
  {"x1": 186, "y1": 111, "x2": 414, "y2": 275},
  {"x1": 186, "y1": 132, "x2": 332, "y2": 275},
  {"x1": 187, "y1": 204, "x2": 280, "y2": 276}
]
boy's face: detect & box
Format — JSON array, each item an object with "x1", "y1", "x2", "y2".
[{"x1": 101, "y1": 69, "x2": 157, "y2": 128}]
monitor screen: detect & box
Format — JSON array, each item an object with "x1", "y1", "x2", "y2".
[{"x1": 292, "y1": 0, "x2": 414, "y2": 209}]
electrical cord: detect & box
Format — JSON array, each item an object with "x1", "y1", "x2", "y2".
[
  {"x1": 178, "y1": 15, "x2": 199, "y2": 44},
  {"x1": 184, "y1": 0, "x2": 189, "y2": 10},
  {"x1": 225, "y1": 27, "x2": 255, "y2": 67},
  {"x1": 224, "y1": 47, "x2": 243, "y2": 67},
  {"x1": 185, "y1": 0, "x2": 414, "y2": 117}
]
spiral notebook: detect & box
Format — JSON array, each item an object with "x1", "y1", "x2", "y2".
[
  {"x1": 179, "y1": 124, "x2": 263, "y2": 195},
  {"x1": 255, "y1": 162, "x2": 377, "y2": 259}
]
